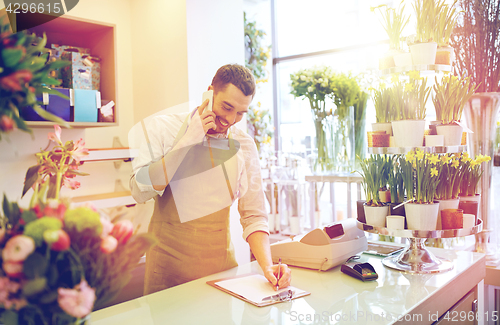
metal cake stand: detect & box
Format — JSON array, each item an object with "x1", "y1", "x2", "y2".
[{"x1": 357, "y1": 220, "x2": 483, "y2": 274}]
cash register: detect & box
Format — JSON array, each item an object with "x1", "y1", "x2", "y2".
[{"x1": 270, "y1": 218, "x2": 367, "y2": 271}]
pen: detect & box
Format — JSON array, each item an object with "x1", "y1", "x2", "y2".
[{"x1": 276, "y1": 258, "x2": 281, "y2": 291}]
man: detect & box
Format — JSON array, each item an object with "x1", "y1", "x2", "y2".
[{"x1": 130, "y1": 64, "x2": 291, "y2": 294}]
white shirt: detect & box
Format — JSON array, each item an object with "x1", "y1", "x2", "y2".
[{"x1": 129, "y1": 110, "x2": 269, "y2": 241}]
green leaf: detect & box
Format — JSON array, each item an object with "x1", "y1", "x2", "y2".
[
  {"x1": 1, "y1": 310, "x2": 19, "y2": 325},
  {"x1": 66, "y1": 169, "x2": 89, "y2": 176},
  {"x1": 1, "y1": 48, "x2": 23, "y2": 67},
  {"x1": 46, "y1": 265, "x2": 59, "y2": 287},
  {"x1": 24, "y1": 253, "x2": 48, "y2": 279},
  {"x1": 22, "y1": 277, "x2": 47, "y2": 297},
  {"x1": 21, "y1": 210, "x2": 37, "y2": 224},
  {"x1": 39, "y1": 290, "x2": 58, "y2": 304},
  {"x1": 32, "y1": 105, "x2": 70, "y2": 129},
  {"x1": 22, "y1": 165, "x2": 41, "y2": 198}
]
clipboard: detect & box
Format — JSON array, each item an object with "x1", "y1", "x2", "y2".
[{"x1": 206, "y1": 273, "x2": 310, "y2": 307}]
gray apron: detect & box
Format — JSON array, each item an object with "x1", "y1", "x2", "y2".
[{"x1": 144, "y1": 116, "x2": 239, "y2": 295}]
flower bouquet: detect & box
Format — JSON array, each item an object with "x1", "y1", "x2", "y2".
[
  {"x1": 0, "y1": 17, "x2": 70, "y2": 139},
  {"x1": 290, "y1": 66, "x2": 336, "y2": 172},
  {"x1": 0, "y1": 127, "x2": 157, "y2": 324}
]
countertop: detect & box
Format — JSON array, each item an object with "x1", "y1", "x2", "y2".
[{"x1": 91, "y1": 248, "x2": 485, "y2": 325}]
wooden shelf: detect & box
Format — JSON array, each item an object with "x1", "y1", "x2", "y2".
[
  {"x1": 72, "y1": 191, "x2": 136, "y2": 209},
  {"x1": 3, "y1": 9, "x2": 118, "y2": 127},
  {"x1": 81, "y1": 148, "x2": 139, "y2": 162}
]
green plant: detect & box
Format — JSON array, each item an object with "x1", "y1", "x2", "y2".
[
  {"x1": 0, "y1": 17, "x2": 70, "y2": 140},
  {"x1": 432, "y1": 74, "x2": 479, "y2": 124},
  {"x1": 400, "y1": 148, "x2": 439, "y2": 204},
  {"x1": 247, "y1": 103, "x2": 273, "y2": 157},
  {"x1": 391, "y1": 71, "x2": 431, "y2": 121},
  {"x1": 412, "y1": 0, "x2": 441, "y2": 43},
  {"x1": 356, "y1": 155, "x2": 391, "y2": 206},
  {"x1": 434, "y1": 153, "x2": 464, "y2": 200},
  {"x1": 434, "y1": 0, "x2": 459, "y2": 47},
  {"x1": 451, "y1": 0, "x2": 500, "y2": 93},
  {"x1": 388, "y1": 156, "x2": 405, "y2": 204},
  {"x1": 371, "y1": 83, "x2": 393, "y2": 123},
  {"x1": 459, "y1": 153, "x2": 491, "y2": 196},
  {"x1": 372, "y1": 2, "x2": 410, "y2": 50},
  {"x1": 244, "y1": 12, "x2": 271, "y2": 83},
  {"x1": 354, "y1": 90, "x2": 368, "y2": 165}
]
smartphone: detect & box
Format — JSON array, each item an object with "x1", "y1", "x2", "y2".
[{"x1": 202, "y1": 90, "x2": 213, "y2": 112}]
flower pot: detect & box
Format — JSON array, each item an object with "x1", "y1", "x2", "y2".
[
  {"x1": 410, "y1": 42, "x2": 437, "y2": 65},
  {"x1": 436, "y1": 198, "x2": 460, "y2": 230},
  {"x1": 386, "y1": 215, "x2": 405, "y2": 229},
  {"x1": 404, "y1": 202, "x2": 439, "y2": 230},
  {"x1": 436, "y1": 124, "x2": 463, "y2": 146},
  {"x1": 391, "y1": 120, "x2": 425, "y2": 147},
  {"x1": 372, "y1": 133, "x2": 390, "y2": 147},
  {"x1": 435, "y1": 46, "x2": 455, "y2": 65},
  {"x1": 441, "y1": 209, "x2": 464, "y2": 229},
  {"x1": 379, "y1": 50, "x2": 397, "y2": 70},
  {"x1": 363, "y1": 204, "x2": 389, "y2": 227},
  {"x1": 458, "y1": 200, "x2": 479, "y2": 226},
  {"x1": 424, "y1": 134, "x2": 444, "y2": 147},
  {"x1": 393, "y1": 52, "x2": 412, "y2": 67},
  {"x1": 372, "y1": 122, "x2": 393, "y2": 136},
  {"x1": 378, "y1": 190, "x2": 391, "y2": 203},
  {"x1": 429, "y1": 120, "x2": 441, "y2": 135},
  {"x1": 367, "y1": 131, "x2": 385, "y2": 147},
  {"x1": 459, "y1": 193, "x2": 481, "y2": 204}
]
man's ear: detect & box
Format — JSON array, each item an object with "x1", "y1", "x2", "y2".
[{"x1": 208, "y1": 85, "x2": 214, "y2": 91}]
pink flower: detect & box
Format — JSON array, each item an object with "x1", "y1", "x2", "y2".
[
  {"x1": 110, "y1": 220, "x2": 134, "y2": 244},
  {"x1": 48, "y1": 125, "x2": 62, "y2": 145},
  {"x1": 2, "y1": 235, "x2": 35, "y2": 263},
  {"x1": 0, "y1": 277, "x2": 27, "y2": 310},
  {"x1": 2, "y1": 262, "x2": 24, "y2": 278},
  {"x1": 0, "y1": 115, "x2": 15, "y2": 132},
  {"x1": 100, "y1": 236, "x2": 118, "y2": 254},
  {"x1": 69, "y1": 138, "x2": 89, "y2": 163},
  {"x1": 100, "y1": 217, "x2": 114, "y2": 239},
  {"x1": 58, "y1": 279, "x2": 96, "y2": 319},
  {"x1": 63, "y1": 178, "x2": 81, "y2": 190}
]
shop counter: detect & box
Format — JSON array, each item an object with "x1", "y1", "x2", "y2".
[{"x1": 91, "y1": 248, "x2": 485, "y2": 325}]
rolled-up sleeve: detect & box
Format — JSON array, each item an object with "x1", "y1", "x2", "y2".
[{"x1": 236, "y1": 132, "x2": 269, "y2": 241}]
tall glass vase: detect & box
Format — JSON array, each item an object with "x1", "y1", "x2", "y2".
[
  {"x1": 463, "y1": 93, "x2": 500, "y2": 229},
  {"x1": 354, "y1": 92, "x2": 368, "y2": 170},
  {"x1": 312, "y1": 117, "x2": 333, "y2": 173},
  {"x1": 332, "y1": 104, "x2": 355, "y2": 173}
]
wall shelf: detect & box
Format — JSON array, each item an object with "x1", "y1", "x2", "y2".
[
  {"x1": 368, "y1": 145, "x2": 466, "y2": 155},
  {"x1": 81, "y1": 148, "x2": 139, "y2": 162},
  {"x1": 378, "y1": 64, "x2": 452, "y2": 76}
]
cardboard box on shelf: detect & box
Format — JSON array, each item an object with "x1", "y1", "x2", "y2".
[
  {"x1": 61, "y1": 63, "x2": 100, "y2": 91},
  {"x1": 73, "y1": 89, "x2": 99, "y2": 122}
]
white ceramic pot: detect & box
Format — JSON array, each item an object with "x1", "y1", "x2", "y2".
[
  {"x1": 425, "y1": 134, "x2": 444, "y2": 147},
  {"x1": 364, "y1": 204, "x2": 389, "y2": 227},
  {"x1": 393, "y1": 52, "x2": 412, "y2": 67},
  {"x1": 405, "y1": 202, "x2": 439, "y2": 230},
  {"x1": 459, "y1": 194, "x2": 481, "y2": 204},
  {"x1": 372, "y1": 122, "x2": 393, "y2": 136},
  {"x1": 386, "y1": 215, "x2": 405, "y2": 230},
  {"x1": 410, "y1": 42, "x2": 438, "y2": 65},
  {"x1": 391, "y1": 120, "x2": 426, "y2": 147},
  {"x1": 436, "y1": 124, "x2": 464, "y2": 146},
  {"x1": 436, "y1": 198, "x2": 460, "y2": 230}
]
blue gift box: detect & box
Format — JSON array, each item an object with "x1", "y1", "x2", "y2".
[
  {"x1": 21, "y1": 94, "x2": 46, "y2": 121},
  {"x1": 73, "y1": 89, "x2": 98, "y2": 122},
  {"x1": 47, "y1": 88, "x2": 71, "y2": 122}
]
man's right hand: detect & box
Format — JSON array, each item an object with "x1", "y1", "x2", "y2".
[{"x1": 198, "y1": 99, "x2": 216, "y2": 134}]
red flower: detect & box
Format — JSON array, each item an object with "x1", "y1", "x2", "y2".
[
  {"x1": 0, "y1": 115, "x2": 15, "y2": 132},
  {"x1": 0, "y1": 70, "x2": 32, "y2": 92},
  {"x1": 42, "y1": 200, "x2": 67, "y2": 221}
]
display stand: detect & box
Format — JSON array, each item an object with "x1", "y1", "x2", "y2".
[{"x1": 357, "y1": 220, "x2": 483, "y2": 274}]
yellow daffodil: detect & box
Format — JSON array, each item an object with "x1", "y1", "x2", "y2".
[
  {"x1": 428, "y1": 154, "x2": 440, "y2": 165},
  {"x1": 470, "y1": 160, "x2": 479, "y2": 167},
  {"x1": 441, "y1": 155, "x2": 451, "y2": 164},
  {"x1": 431, "y1": 167, "x2": 438, "y2": 177},
  {"x1": 407, "y1": 70, "x2": 421, "y2": 80},
  {"x1": 461, "y1": 152, "x2": 470, "y2": 161},
  {"x1": 391, "y1": 74, "x2": 399, "y2": 84},
  {"x1": 451, "y1": 159, "x2": 460, "y2": 168},
  {"x1": 405, "y1": 82, "x2": 414, "y2": 92},
  {"x1": 405, "y1": 150, "x2": 415, "y2": 162},
  {"x1": 415, "y1": 149, "x2": 425, "y2": 160}
]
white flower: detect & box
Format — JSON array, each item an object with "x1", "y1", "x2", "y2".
[
  {"x1": 307, "y1": 86, "x2": 314, "y2": 92},
  {"x1": 300, "y1": 75, "x2": 306, "y2": 81}
]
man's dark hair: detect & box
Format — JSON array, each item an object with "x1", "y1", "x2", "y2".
[{"x1": 211, "y1": 64, "x2": 256, "y2": 97}]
